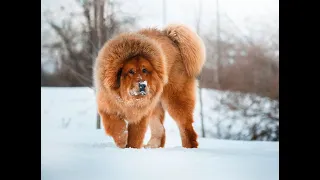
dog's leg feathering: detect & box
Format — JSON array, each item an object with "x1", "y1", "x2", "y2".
[
  {"x1": 144, "y1": 104, "x2": 166, "y2": 148},
  {"x1": 163, "y1": 81, "x2": 199, "y2": 148},
  {"x1": 126, "y1": 116, "x2": 149, "y2": 148},
  {"x1": 99, "y1": 111, "x2": 128, "y2": 148}
]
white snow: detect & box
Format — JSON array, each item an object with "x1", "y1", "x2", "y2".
[
  {"x1": 140, "y1": 80, "x2": 147, "y2": 86},
  {"x1": 41, "y1": 87, "x2": 278, "y2": 180}
]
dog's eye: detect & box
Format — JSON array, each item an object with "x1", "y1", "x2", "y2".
[
  {"x1": 142, "y1": 68, "x2": 147, "y2": 73},
  {"x1": 129, "y1": 69, "x2": 135, "y2": 75}
]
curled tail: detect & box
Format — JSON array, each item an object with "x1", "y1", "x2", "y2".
[{"x1": 163, "y1": 24, "x2": 206, "y2": 77}]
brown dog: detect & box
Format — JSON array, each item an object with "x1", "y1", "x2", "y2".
[{"x1": 93, "y1": 24, "x2": 206, "y2": 149}]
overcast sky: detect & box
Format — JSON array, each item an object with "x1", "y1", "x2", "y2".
[{"x1": 41, "y1": 0, "x2": 278, "y2": 34}]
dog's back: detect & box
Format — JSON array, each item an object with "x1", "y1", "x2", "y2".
[{"x1": 137, "y1": 24, "x2": 206, "y2": 79}]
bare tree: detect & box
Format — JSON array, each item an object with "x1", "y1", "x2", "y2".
[
  {"x1": 199, "y1": 19, "x2": 279, "y2": 101},
  {"x1": 195, "y1": 0, "x2": 205, "y2": 138},
  {"x1": 42, "y1": 0, "x2": 138, "y2": 129},
  {"x1": 42, "y1": 0, "x2": 137, "y2": 86},
  {"x1": 215, "y1": 0, "x2": 221, "y2": 89},
  {"x1": 199, "y1": 30, "x2": 278, "y2": 140}
]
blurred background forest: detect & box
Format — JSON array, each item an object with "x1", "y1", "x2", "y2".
[{"x1": 41, "y1": 0, "x2": 279, "y2": 141}]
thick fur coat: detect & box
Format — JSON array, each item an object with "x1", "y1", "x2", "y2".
[{"x1": 93, "y1": 24, "x2": 206, "y2": 148}]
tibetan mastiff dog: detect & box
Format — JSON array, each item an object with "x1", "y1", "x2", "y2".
[{"x1": 93, "y1": 24, "x2": 206, "y2": 149}]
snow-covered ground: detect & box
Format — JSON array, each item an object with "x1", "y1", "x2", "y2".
[{"x1": 41, "y1": 87, "x2": 279, "y2": 180}]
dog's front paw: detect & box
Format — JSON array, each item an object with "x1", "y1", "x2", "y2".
[
  {"x1": 143, "y1": 144, "x2": 160, "y2": 149},
  {"x1": 144, "y1": 138, "x2": 161, "y2": 149},
  {"x1": 114, "y1": 130, "x2": 128, "y2": 148}
]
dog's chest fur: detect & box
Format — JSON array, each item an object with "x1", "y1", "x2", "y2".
[{"x1": 111, "y1": 95, "x2": 160, "y2": 124}]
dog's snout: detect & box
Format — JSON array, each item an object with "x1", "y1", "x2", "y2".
[{"x1": 139, "y1": 83, "x2": 146, "y2": 92}]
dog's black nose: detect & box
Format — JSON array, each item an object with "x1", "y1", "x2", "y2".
[{"x1": 139, "y1": 83, "x2": 146, "y2": 92}]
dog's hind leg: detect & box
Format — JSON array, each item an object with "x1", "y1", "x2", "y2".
[
  {"x1": 162, "y1": 79, "x2": 198, "y2": 148},
  {"x1": 144, "y1": 103, "x2": 166, "y2": 148}
]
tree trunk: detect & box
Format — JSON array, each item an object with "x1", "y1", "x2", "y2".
[
  {"x1": 96, "y1": 113, "x2": 101, "y2": 129},
  {"x1": 199, "y1": 87, "x2": 205, "y2": 137},
  {"x1": 215, "y1": 0, "x2": 221, "y2": 89},
  {"x1": 98, "y1": 0, "x2": 105, "y2": 47},
  {"x1": 195, "y1": 0, "x2": 205, "y2": 138},
  {"x1": 95, "y1": 0, "x2": 106, "y2": 129}
]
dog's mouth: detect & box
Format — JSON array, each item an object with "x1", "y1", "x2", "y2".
[
  {"x1": 129, "y1": 81, "x2": 148, "y2": 97},
  {"x1": 129, "y1": 89, "x2": 147, "y2": 97}
]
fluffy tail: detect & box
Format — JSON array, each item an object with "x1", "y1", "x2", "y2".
[{"x1": 163, "y1": 24, "x2": 206, "y2": 77}]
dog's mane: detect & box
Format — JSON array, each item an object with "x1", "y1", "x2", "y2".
[{"x1": 94, "y1": 32, "x2": 168, "y2": 92}]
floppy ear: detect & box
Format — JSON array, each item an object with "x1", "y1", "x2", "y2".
[
  {"x1": 104, "y1": 67, "x2": 123, "y2": 90},
  {"x1": 115, "y1": 68, "x2": 123, "y2": 88}
]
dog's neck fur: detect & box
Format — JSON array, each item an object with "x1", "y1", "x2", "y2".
[{"x1": 103, "y1": 88, "x2": 161, "y2": 124}]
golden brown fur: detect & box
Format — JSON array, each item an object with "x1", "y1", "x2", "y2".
[{"x1": 94, "y1": 24, "x2": 206, "y2": 149}]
